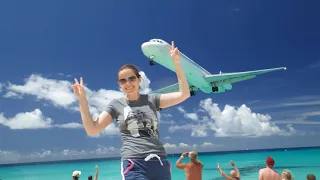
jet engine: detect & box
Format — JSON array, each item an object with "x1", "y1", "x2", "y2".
[{"x1": 223, "y1": 83, "x2": 232, "y2": 90}]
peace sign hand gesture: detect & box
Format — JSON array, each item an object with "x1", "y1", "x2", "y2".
[
  {"x1": 166, "y1": 41, "x2": 180, "y2": 64},
  {"x1": 72, "y1": 77, "x2": 87, "y2": 100}
]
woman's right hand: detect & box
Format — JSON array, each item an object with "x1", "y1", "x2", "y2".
[{"x1": 72, "y1": 77, "x2": 87, "y2": 100}]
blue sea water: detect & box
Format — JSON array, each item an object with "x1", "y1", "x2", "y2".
[{"x1": 0, "y1": 147, "x2": 319, "y2": 180}]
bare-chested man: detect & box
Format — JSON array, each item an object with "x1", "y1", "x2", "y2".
[
  {"x1": 217, "y1": 160, "x2": 240, "y2": 180},
  {"x1": 175, "y1": 151, "x2": 203, "y2": 180},
  {"x1": 258, "y1": 156, "x2": 281, "y2": 180}
]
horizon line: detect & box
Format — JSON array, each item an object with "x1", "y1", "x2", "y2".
[{"x1": 1, "y1": 145, "x2": 319, "y2": 167}]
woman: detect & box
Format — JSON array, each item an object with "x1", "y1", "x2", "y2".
[
  {"x1": 281, "y1": 169, "x2": 294, "y2": 180},
  {"x1": 72, "y1": 41, "x2": 190, "y2": 180}
]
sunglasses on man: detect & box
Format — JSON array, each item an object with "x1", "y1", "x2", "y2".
[{"x1": 118, "y1": 76, "x2": 137, "y2": 85}]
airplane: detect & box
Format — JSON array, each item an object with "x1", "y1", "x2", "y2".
[{"x1": 141, "y1": 38, "x2": 286, "y2": 96}]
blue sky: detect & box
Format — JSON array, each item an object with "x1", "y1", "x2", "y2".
[{"x1": 1, "y1": 0, "x2": 320, "y2": 164}]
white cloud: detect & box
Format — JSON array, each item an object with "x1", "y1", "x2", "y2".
[
  {"x1": 58, "y1": 72, "x2": 72, "y2": 78},
  {"x1": 1, "y1": 72, "x2": 153, "y2": 137},
  {"x1": 0, "y1": 150, "x2": 21, "y2": 164},
  {"x1": 247, "y1": 100, "x2": 260, "y2": 104},
  {"x1": 274, "y1": 110, "x2": 320, "y2": 125},
  {"x1": 5, "y1": 74, "x2": 76, "y2": 107},
  {"x1": 171, "y1": 98, "x2": 296, "y2": 137},
  {"x1": 177, "y1": 106, "x2": 199, "y2": 121},
  {"x1": 302, "y1": 110, "x2": 320, "y2": 117},
  {"x1": 0, "y1": 109, "x2": 53, "y2": 129},
  {"x1": 0, "y1": 142, "x2": 222, "y2": 164},
  {"x1": 138, "y1": 71, "x2": 152, "y2": 94},
  {"x1": 163, "y1": 142, "x2": 192, "y2": 153},
  {"x1": 85, "y1": 88, "x2": 123, "y2": 119},
  {"x1": 0, "y1": 146, "x2": 120, "y2": 164},
  {"x1": 179, "y1": 143, "x2": 190, "y2": 148},
  {"x1": 28, "y1": 149, "x2": 52, "y2": 158},
  {"x1": 33, "y1": 145, "x2": 119, "y2": 159},
  {"x1": 158, "y1": 113, "x2": 175, "y2": 125},
  {"x1": 168, "y1": 123, "x2": 210, "y2": 137},
  {"x1": 257, "y1": 95, "x2": 320, "y2": 110},
  {"x1": 270, "y1": 107, "x2": 320, "y2": 125},
  {"x1": 0, "y1": 109, "x2": 82, "y2": 130},
  {"x1": 200, "y1": 142, "x2": 214, "y2": 147},
  {"x1": 89, "y1": 123, "x2": 119, "y2": 138},
  {"x1": 160, "y1": 119, "x2": 175, "y2": 125},
  {"x1": 280, "y1": 101, "x2": 320, "y2": 107},
  {"x1": 163, "y1": 142, "x2": 220, "y2": 154},
  {"x1": 163, "y1": 143, "x2": 177, "y2": 149},
  {"x1": 3, "y1": 91, "x2": 23, "y2": 99},
  {"x1": 54, "y1": 122, "x2": 83, "y2": 129}
]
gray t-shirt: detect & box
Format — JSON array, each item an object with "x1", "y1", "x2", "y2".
[{"x1": 105, "y1": 94, "x2": 167, "y2": 160}]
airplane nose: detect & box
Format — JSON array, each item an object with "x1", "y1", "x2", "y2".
[
  {"x1": 141, "y1": 42, "x2": 149, "y2": 51},
  {"x1": 141, "y1": 41, "x2": 168, "y2": 60},
  {"x1": 141, "y1": 42, "x2": 151, "y2": 57}
]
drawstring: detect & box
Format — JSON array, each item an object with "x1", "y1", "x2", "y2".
[{"x1": 144, "y1": 154, "x2": 163, "y2": 166}]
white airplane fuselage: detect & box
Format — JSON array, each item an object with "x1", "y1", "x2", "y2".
[
  {"x1": 141, "y1": 39, "x2": 227, "y2": 93},
  {"x1": 141, "y1": 39, "x2": 286, "y2": 95}
]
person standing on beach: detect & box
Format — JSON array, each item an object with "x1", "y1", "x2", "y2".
[
  {"x1": 281, "y1": 169, "x2": 293, "y2": 180},
  {"x1": 307, "y1": 174, "x2": 316, "y2": 180},
  {"x1": 217, "y1": 160, "x2": 240, "y2": 180},
  {"x1": 88, "y1": 165, "x2": 98, "y2": 180},
  {"x1": 258, "y1": 156, "x2": 281, "y2": 180},
  {"x1": 175, "y1": 151, "x2": 204, "y2": 180},
  {"x1": 72, "y1": 170, "x2": 81, "y2": 180},
  {"x1": 73, "y1": 41, "x2": 191, "y2": 180}
]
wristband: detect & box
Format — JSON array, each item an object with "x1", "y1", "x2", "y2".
[{"x1": 181, "y1": 156, "x2": 184, "y2": 158}]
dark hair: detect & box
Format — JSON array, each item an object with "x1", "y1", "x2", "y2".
[
  {"x1": 307, "y1": 174, "x2": 316, "y2": 180},
  {"x1": 118, "y1": 64, "x2": 141, "y2": 79},
  {"x1": 88, "y1": 175, "x2": 92, "y2": 180}
]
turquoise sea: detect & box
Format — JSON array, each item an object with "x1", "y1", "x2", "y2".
[{"x1": 1, "y1": 147, "x2": 319, "y2": 180}]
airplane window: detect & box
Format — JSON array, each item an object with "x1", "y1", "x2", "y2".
[{"x1": 150, "y1": 39, "x2": 163, "y2": 43}]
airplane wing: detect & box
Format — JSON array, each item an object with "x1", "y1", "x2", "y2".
[
  {"x1": 150, "y1": 82, "x2": 198, "y2": 94},
  {"x1": 204, "y1": 67, "x2": 286, "y2": 85}
]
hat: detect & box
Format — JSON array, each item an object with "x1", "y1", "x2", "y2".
[
  {"x1": 72, "y1": 170, "x2": 81, "y2": 177},
  {"x1": 266, "y1": 156, "x2": 275, "y2": 167}
]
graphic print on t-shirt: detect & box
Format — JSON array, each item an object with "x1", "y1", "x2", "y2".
[{"x1": 123, "y1": 105, "x2": 159, "y2": 138}]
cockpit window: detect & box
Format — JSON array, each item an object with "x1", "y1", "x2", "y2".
[{"x1": 149, "y1": 39, "x2": 162, "y2": 43}]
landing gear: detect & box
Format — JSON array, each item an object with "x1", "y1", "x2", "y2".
[
  {"x1": 212, "y1": 86, "x2": 219, "y2": 92},
  {"x1": 149, "y1": 56, "x2": 155, "y2": 66},
  {"x1": 190, "y1": 91, "x2": 196, "y2": 96},
  {"x1": 149, "y1": 60, "x2": 155, "y2": 66}
]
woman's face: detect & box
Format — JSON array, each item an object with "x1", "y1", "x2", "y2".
[{"x1": 118, "y1": 68, "x2": 141, "y2": 95}]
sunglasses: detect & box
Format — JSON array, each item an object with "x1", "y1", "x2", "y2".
[{"x1": 118, "y1": 76, "x2": 137, "y2": 85}]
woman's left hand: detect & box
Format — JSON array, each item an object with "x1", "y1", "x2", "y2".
[{"x1": 166, "y1": 41, "x2": 181, "y2": 64}]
